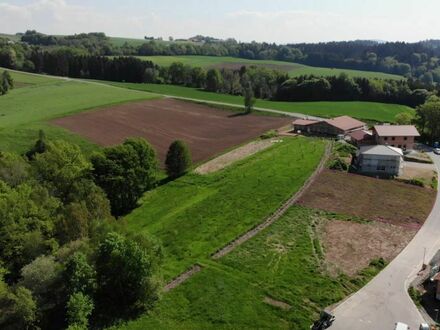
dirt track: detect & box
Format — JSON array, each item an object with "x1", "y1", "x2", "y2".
[{"x1": 51, "y1": 99, "x2": 290, "y2": 165}]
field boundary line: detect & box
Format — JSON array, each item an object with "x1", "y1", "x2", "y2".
[
  {"x1": 163, "y1": 264, "x2": 203, "y2": 292},
  {"x1": 211, "y1": 141, "x2": 332, "y2": 260}
]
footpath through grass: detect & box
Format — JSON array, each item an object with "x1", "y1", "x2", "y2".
[
  {"x1": 118, "y1": 206, "x2": 384, "y2": 330},
  {"x1": 135, "y1": 55, "x2": 403, "y2": 80},
  {"x1": 0, "y1": 70, "x2": 158, "y2": 154},
  {"x1": 124, "y1": 137, "x2": 325, "y2": 280},
  {"x1": 107, "y1": 82, "x2": 414, "y2": 123}
]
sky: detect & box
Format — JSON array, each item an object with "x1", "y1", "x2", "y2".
[{"x1": 0, "y1": 0, "x2": 439, "y2": 44}]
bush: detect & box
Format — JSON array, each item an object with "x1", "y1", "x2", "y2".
[
  {"x1": 260, "y1": 130, "x2": 278, "y2": 139},
  {"x1": 334, "y1": 142, "x2": 357, "y2": 157},
  {"x1": 328, "y1": 158, "x2": 349, "y2": 171},
  {"x1": 165, "y1": 140, "x2": 192, "y2": 178}
]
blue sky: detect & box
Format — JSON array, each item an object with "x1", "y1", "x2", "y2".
[{"x1": 1, "y1": 0, "x2": 439, "y2": 43}]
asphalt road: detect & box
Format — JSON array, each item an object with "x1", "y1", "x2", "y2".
[{"x1": 331, "y1": 153, "x2": 440, "y2": 330}]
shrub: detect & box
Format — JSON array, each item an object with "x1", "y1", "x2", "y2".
[
  {"x1": 260, "y1": 130, "x2": 278, "y2": 139},
  {"x1": 165, "y1": 140, "x2": 192, "y2": 178}
]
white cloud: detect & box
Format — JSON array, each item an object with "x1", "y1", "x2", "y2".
[
  {"x1": 0, "y1": 1, "x2": 439, "y2": 43},
  {"x1": 0, "y1": 0, "x2": 156, "y2": 37}
]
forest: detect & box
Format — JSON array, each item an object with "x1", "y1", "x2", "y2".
[{"x1": 3, "y1": 30, "x2": 440, "y2": 83}]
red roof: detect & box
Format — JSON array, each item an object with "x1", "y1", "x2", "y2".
[
  {"x1": 348, "y1": 130, "x2": 373, "y2": 141},
  {"x1": 324, "y1": 116, "x2": 366, "y2": 131},
  {"x1": 292, "y1": 119, "x2": 319, "y2": 126},
  {"x1": 374, "y1": 125, "x2": 420, "y2": 137}
]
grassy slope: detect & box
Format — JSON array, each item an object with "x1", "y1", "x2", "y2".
[
  {"x1": 136, "y1": 55, "x2": 403, "y2": 80},
  {"x1": 118, "y1": 206, "x2": 382, "y2": 330},
  {"x1": 107, "y1": 82, "x2": 414, "y2": 122},
  {"x1": 124, "y1": 137, "x2": 325, "y2": 279},
  {"x1": 0, "y1": 70, "x2": 158, "y2": 154}
]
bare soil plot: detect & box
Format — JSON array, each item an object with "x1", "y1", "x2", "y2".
[
  {"x1": 322, "y1": 220, "x2": 416, "y2": 276},
  {"x1": 51, "y1": 98, "x2": 290, "y2": 165},
  {"x1": 296, "y1": 169, "x2": 436, "y2": 229},
  {"x1": 399, "y1": 161, "x2": 436, "y2": 181},
  {"x1": 194, "y1": 139, "x2": 276, "y2": 174}
]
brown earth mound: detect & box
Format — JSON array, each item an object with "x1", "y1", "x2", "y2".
[{"x1": 51, "y1": 98, "x2": 290, "y2": 165}]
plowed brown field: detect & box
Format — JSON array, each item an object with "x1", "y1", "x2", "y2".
[{"x1": 51, "y1": 98, "x2": 290, "y2": 164}]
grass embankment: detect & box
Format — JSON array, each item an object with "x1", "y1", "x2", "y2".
[
  {"x1": 118, "y1": 206, "x2": 384, "y2": 330},
  {"x1": 136, "y1": 55, "x2": 403, "y2": 80},
  {"x1": 107, "y1": 82, "x2": 414, "y2": 122},
  {"x1": 124, "y1": 137, "x2": 325, "y2": 280},
  {"x1": 0, "y1": 70, "x2": 158, "y2": 153}
]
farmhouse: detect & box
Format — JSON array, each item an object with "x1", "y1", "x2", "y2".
[
  {"x1": 373, "y1": 125, "x2": 420, "y2": 150},
  {"x1": 348, "y1": 130, "x2": 374, "y2": 146},
  {"x1": 356, "y1": 145, "x2": 404, "y2": 176},
  {"x1": 293, "y1": 116, "x2": 366, "y2": 137}
]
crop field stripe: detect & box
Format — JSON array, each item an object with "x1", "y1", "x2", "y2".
[
  {"x1": 211, "y1": 141, "x2": 332, "y2": 259},
  {"x1": 162, "y1": 141, "x2": 331, "y2": 292}
]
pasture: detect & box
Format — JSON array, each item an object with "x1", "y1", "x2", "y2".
[
  {"x1": 124, "y1": 137, "x2": 326, "y2": 279},
  {"x1": 51, "y1": 98, "x2": 291, "y2": 165},
  {"x1": 118, "y1": 206, "x2": 384, "y2": 330},
  {"x1": 107, "y1": 82, "x2": 414, "y2": 122},
  {"x1": 137, "y1": 55, "x2": 404, "y2": 80},
  {"x1": 0, "y1": 70, "x2": 157, "y2": 153}
]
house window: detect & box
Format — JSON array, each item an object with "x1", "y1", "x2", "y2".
[
  {"x1": 403, "y1": 144, "x2": 407, "y2": 149},
  {"x1": 404, "y1": 137, "x2": 408, "y2": 141},
  {"x1": 392, "y1": 137, "x2": 395, "y2": 141},
  {"x1": 398, "y1": 145, "x2": 402, "y2": 148},
  {"x1": 384, "y1": 137, "x2": 388, "y2": 141},
  {"x1": 377, "y1": 165, "x2": 386, "y2": 171}
]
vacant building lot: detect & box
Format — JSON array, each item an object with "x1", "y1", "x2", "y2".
[
  {"x1": 51, "y1": 98, "x2": 290, "y2": 164},
  {"x1": 322, "y1": 220, "x2": 416, "y2": 276},
  {"x1": 297, "y1": 169, "x2": 436, "y2": 229}
]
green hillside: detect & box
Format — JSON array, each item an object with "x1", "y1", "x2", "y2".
[
  {"x1": 108, "y1": 82, "x2": 414, "y2": 122},
  {"x1": 0, "y1": 70, "x2": 158, "y2": 153},
  {"x1": 136, "y1": 55, "x2": 404, "y2": 80}
]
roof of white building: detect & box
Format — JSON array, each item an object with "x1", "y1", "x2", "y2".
[{"x1": 359, "y1": 145, "x2": 404, "y2": 157}]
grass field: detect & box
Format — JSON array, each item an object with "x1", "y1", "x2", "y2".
[
  {"x1": 0, "y1": 70, "x2": 158, "y2": 154},
  {"x1": 107, "y1": 82, "x2": 414, "y2": 122},
  {"x1": 124, "y1": 137, "x2": 325, "y2": 280},
  {"x1": 136, "y1": 55, "x2": 403, "y2": 80},
  {"x1": 118, "y1": 206, "x2": 384, "y2": 330}
]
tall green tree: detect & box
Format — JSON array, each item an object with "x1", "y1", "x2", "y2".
[
  {"x1": 415, "y1": 99, "x2": 440, "y2": 142},
  {"x1": 0, "y1": 70, "x2": 13, "y2": 95},
  {"x1": 95, "y1": 232, "x2": 158, "y2": 322},
  {"x1": 91, "y1": 138, "x2": 157, "y2": 216},
  {"x1": 205, "y1": 68, "x2": 223, "y2": 92},
  {"x1": 165, "y1": 140, "x2": 192, "y2": 178},
  {"x1": 0, "y1": 269, "x2": 37, "y2": 330},
  {"x1": 394, "y1": 112, "x2": 415, "y2": 125},
  {"x1": 243, "y1": 84, "x2": 256, "y2": 114},
  {"x1": 26, "y1": 130, "x2": 47, "y2": 160},
  {"x1": 66, "y1": 292, "x2": 93, "y2": 330}
]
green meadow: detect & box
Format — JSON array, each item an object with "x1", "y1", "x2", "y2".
[
  {"x1": 136, "y1": 55, "x2": 403, "y2": 80},
  {"x1": 0, "y1": 70, "x2": 158, "y2": 154},
  {"x1": 124, "y1": 137, "x2": 326, "y2": 280},
  {"x1": 108, "y1": 82, "x2": 414, "y2": 122},
  {"x1": 118, "y1": 206, "x2": 383, "y2": 330}
]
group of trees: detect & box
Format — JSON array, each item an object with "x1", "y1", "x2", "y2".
[
  {"x1": 277, "y1": 73, "x2": 430, "y2": 107},
  {"x1": 0, "y1": 133, "x2": 194, "y2": 329},
  {"x1": 4, "y1": 30, "x2": 440, "y2": 83},
  {"x1": 415, "y1": 95, "x2": 440, "y2": 143},
  {"x1": 0, "y1": 130, "x2": 194, "y2": 329},
  {"x1": 0, "y1": 70, "x2": 13, "y2": 95}
]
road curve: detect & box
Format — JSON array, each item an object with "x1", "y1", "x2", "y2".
[{"x1": 331, "y1": 153, "x2": 440, "y2": 330}]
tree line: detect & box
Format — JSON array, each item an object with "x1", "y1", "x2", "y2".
[
  {"x1": 0, "y1": 132, "x2": 192, "y2": 329},
  {"x1": 3, "y1": 31, "x2": 440, "y2": 83},
  {"x1": 0, "y1": 40, "x2": 437, "y2": 107}
]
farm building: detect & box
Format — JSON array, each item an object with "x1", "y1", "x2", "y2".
[
  {"x1": 373, "y1": 125, "x2": 420, "y2": 150},
  {"x1": 292, "y1": 116, "x2": 366, "y2": 137},
  {"x1": 356, "y1": 145, "x2": 404, "y2": 176},
  {"x1": 348, "y1": 130, "x2": 374, "y2": 146}
]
